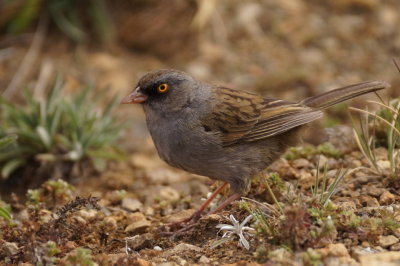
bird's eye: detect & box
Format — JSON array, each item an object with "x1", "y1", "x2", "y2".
[{"x1": 157, "y1": 83, "x2": 169, "y2": 93}]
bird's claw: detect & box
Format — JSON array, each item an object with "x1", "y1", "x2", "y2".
[{"x1": 158, "y1": 211, "x2": 202, "y2": 236}]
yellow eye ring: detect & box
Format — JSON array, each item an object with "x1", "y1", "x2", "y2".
[{"x1": 157, "y1": 83, "x2": 169, "y2": 93}]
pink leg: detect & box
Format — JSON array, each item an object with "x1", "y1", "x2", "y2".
[
  {"x1": 206, "y1": 193, "x2": 242, "y2": 215},
  {"x1": 160, "y1": 189, "x2": 242, "y2": 236},
  {"x1": 192, "y1": 182, "x2": 228, "y2": 218},
  {"x1": 160, "y1": 182, "x2": 228, "y2": 233}
]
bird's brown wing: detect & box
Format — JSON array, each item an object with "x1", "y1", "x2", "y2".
[{"x1": 201, "y1": 87, "x2": 323, "y2": 146}]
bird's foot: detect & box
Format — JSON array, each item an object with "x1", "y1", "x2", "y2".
[{"x1": 158, "y1": 210, "x2": 203, "y2": 236}]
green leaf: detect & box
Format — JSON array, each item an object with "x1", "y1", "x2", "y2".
[
  {"x1": 0, "y1": 207, "x2": 12, "y2": 221},
  {"x1": 7, "y1": 0, "x2": 41, "y2": 34},
  {"x1": 1, "y1": 158, "x2": 26, "y2": 179},
  {"x1": 36, "y1": 126, "x2": 52, "y2": 149},
  {"x1": 49, "y1": 6, "x2": 86, "y2": 42},
  {"x1": 0, "y1": 135, "x2": 17, "y2": 150}
]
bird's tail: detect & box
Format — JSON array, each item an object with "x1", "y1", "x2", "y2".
[{"x1": 301, "y1": 81, "x2": 390, "y2": 109}]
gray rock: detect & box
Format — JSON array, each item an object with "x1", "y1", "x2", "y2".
[
  {"x1": 159, "y1": 187, "x2": 180, "y2": 203},
  {"x1": 125, "y1": 219, "x2": 151, "y2": 234},
  {"x1": 359, "y1": 251, "x2": 400, "y2": 266},
  {"x1": 292, "y1": 158, "x2": 310, "y2": 168},
  {"x1": 2, "y1": 242, "x2": 19, "y2": 256},
  {"x1": 126, "y1": 233, "x2": 154, "y2": 250},
  {"x1": 163, "y1": 209, "x2": 196, "y2": 224},
  {"x1": 378, "y1": 235, "x2": 399, "y2": 248},
  {"x1": 122, "y1": 198, "x2": 143, "y2": 212},
  {"x1": 173, "y1": 243, "x2": 202, "y2": 252},
  {"x1": 366, "y1": 187, "x2": 385, "y2": 197},
  {"x1": 163, "y1": 243, "x2": 202, "y2": 258},
  {"x1": 379, "y1": 191, "x2": 396, "y2": 205},
  {"x1": 199, "y1": 255, "x2": 210, "y2": 263},
  {"x1": 390, "y1": 243, "x2": 400, "y2": 251}
]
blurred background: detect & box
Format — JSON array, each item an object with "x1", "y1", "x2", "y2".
[
  {"x1": 1, "y1": 0, "x2": 400, "y2": 191},
  {"x1": 1, "y1": 0, "x2": 400, "y2": 108},
  {"x1": 1, "y1": 2, "x2": 400, "y2": 263}
]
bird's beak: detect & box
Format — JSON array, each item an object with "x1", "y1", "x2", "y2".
[{"x1": 121, "y1": 87, "x2": 148, "y2": 104}]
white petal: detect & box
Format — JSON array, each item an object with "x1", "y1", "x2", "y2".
[
  {"x1": 219, "y1": 225, "x2": 235, "y2": 231},
  {"x1": 229, "y1": 214, "x2": 239, "y2": 224},
  {"x1": 216, "y1": 224, "x2": 232, "y2": 229},
  {"x1": 239, "y1": 233, "x2": 250, "y2": 250},
  {"x1": 241, "y1": 214, "x2": 253, "y2": 226}
]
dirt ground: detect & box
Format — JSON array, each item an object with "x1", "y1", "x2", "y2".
[{"x1": 1, "y1": 0, "x2": 400, "y2": 265}]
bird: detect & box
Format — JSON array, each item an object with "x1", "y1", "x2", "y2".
[{"x1": 121, "y1": 69, "x2": 389, "y2": 234}]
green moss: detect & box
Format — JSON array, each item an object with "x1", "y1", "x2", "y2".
[
  {"x1": 64, "y1": 248, "x2": 94, "y2": 266},
  {"x1": 316, "y1": 143, "x2": 342, "y2": 158},
  {"x1": 284, "y1": 143, "x2": 342, "y2": 160}
]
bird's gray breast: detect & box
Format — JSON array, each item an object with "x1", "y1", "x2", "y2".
[{"x1": 146, "y1": 111, "x2": 221, "y2": 175}]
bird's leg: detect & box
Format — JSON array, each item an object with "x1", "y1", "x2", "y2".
[
  {"x1": 167, "y1": 182, "x2": 228, "y2": 226},
  {"x1": 160, "y1": 182, "x2": 228, "y2": 234},
  {"x1": 160, "y1": 191, "x2": 242, "y2": 236},
  {"x1": 189, "y1": 182, "x2": 229, "y2": 221},
  {"x1": 205, "y1": 192, "x2": 242, "y2": 216}
]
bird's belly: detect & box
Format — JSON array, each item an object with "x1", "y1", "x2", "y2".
[
  {"x1": 153, "y1": 129, "x2": 217, "y2": 174},
  {"x1": 148, "y1": 119, "x2": 295, "y2": 186},
  {"x1": 149, "y1": 122, "x2": 228, "y2": 176}
]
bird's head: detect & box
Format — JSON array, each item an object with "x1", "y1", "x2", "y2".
[{"x1": 121, "y1": 69, "x2": 201, "y2": 114}]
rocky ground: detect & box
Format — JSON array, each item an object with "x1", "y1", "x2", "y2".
[
  {"x1": 1, "y1": 0, "x2": 400, "y2": 265},
  {"x1": 1, "y1": 134, "x2": 400, "y2": 265}
]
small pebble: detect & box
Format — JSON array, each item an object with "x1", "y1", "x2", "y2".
[
  {"x1": 122, "y1": 198, "x2": 143, "y2": 212},
  {"x1": 2, "y1": 242, "x2": 19, "y2": 256},
  {"x1": 125, "y1": 219, "x2": 151, "y2": 234},
  {"x1": 378, "y1": 235, "x2": 399, "y2": 248},
  {"x1": 379, "y1": 191, "x2": 396, "y2": 205},
  {"x1": 292, "y1": 158, "x2": 310, "y2": 168}
]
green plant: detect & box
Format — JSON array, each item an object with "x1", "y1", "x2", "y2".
[
  {"x1": 36, "y1": 241, "x2": 61, "y2": 266},
  {"x1": 212, "y1": 214, "x2": 255, "y2": 250},
  {"x1": 0, "y1": 78, "x2": 124, "y2": 179},
  {"x1": 303, "y1": 248, "x2": 322, "y2": 266},
  {"x1": 0, "y1": 134, "x2": 17, "y2": 150},
  {"x1": 310, "y1": 163, "x2": 348, "y2": 209},
  {"x1": 338, "y1": 211, "x2": 361, "y2": 229},
  {"x1": 0, "y1": 200, "x2": 12, "y2": 222},
  {"x1": 63, "y1": 247, "x2": 94, "y2": 266},
  {"x1": 27, "y1": 179, "x2": 75, "y2": 206},
  {"x1": 2, "y1": 0, "x2": 113, "y2": 43},
  {"x1": 350, "y1": 98, "x2": 400, "y2": 177},
  {"x1": 0, "y1": 206, "x2": 12, "y2": 222},
  {"x1": 240, "y1": 199, "x2": 279, "y2": 236},
  {"x1": 284, "y1": 142, "x2": 342, "y2": 160},
  {"x1": 264, "y1": 173, "x2": 284, "y2": 213},
  {"x1": 379, "y1": 209, "x2": 400, "y2": 233},
  {"x1": 267, "y1": 172, "x2": 286, "y2": 192}
]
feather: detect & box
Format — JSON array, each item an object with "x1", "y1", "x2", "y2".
[
  {"x1": 201, "y1": 80, "x2": 389, "y2": 146},
  {"x1": 201, "y1": 87, "x2": 322, "y2": 146}
]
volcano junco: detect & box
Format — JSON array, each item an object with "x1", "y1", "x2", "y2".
[{"x1": 122, "y1": 69, "x2": 389, "y2": 229}]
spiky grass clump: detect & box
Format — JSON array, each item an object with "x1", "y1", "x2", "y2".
[
  {"x1": 1, "y1": 0, "x2": 113, "y2": 43},
  {"x1": 0, "y1": 78, "x2": 123, "y2": 180},
  {"x1": 350, "y1": 97, "x2": 400, "y2": 177}
]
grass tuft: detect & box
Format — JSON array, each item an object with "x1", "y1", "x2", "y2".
[
  {"x1": 0, "y1": 78, "x2": 124, "y2": 180},
  {"x1": 2, "y1": 0, "x2": 113, "y2": 43},
  {"x1": 350, "y1": 97, "x2": 400, "y2": 177}
]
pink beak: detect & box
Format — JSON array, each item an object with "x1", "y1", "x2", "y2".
[{"x1": 121, "y1": 87, "x2": 148, "y2": 104}]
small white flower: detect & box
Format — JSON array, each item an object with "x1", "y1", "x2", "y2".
[
  {"x1": 125, "y1": 236, "x2": 140, "y2": 255},
  {"x1": 214, "y1": 214, "x2": 255, "y2": 250}
]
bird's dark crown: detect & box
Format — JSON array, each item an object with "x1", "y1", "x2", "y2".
[{"x1": 137, "y1": 69, "x2": 189, "y2": 99}]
